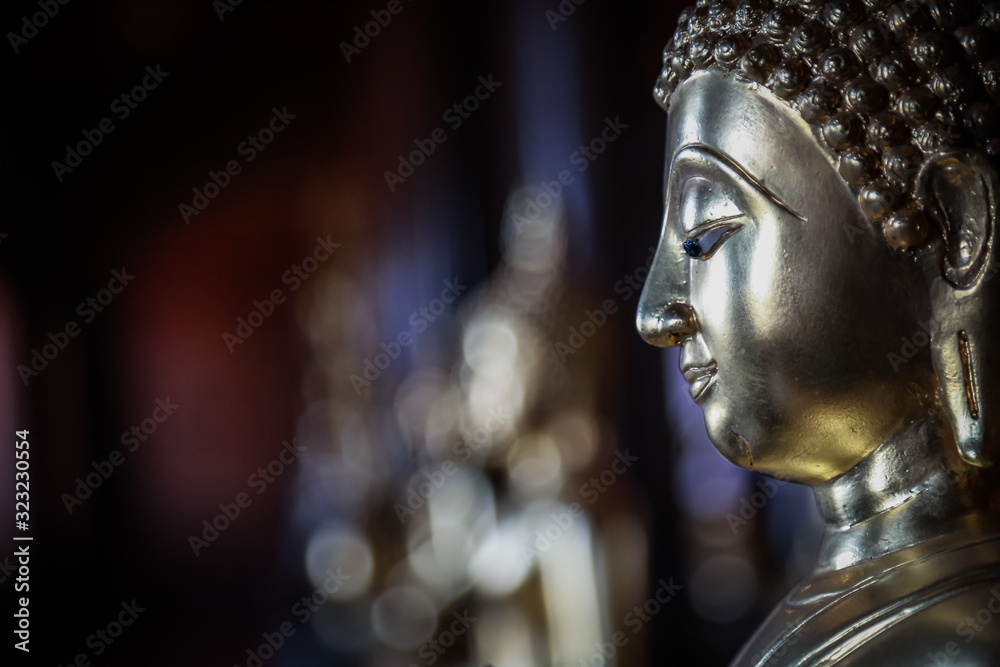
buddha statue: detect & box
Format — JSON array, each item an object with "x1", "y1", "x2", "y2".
[{"x1": 636, "y1": 0, "x2": 1000, "y2": 664}]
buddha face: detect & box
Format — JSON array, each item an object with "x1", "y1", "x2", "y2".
[{"x1": 637, "y1": 70, "x2": 939, "y2": 485}]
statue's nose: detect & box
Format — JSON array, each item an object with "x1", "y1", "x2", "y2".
[{"x1": 636, "y1": 302, "x2": 697, "y2": 348}]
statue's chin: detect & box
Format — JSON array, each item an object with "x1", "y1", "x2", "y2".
[
  {"x1": 701, "y1": 409, "x2": 755, "y2": 471},
  {"x1": 703, "y1": 410, "x2": 821, "y2": 484}
]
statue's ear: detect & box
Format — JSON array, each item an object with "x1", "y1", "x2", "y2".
[
  {"x1": 916, "y1": 150, "x2": 998, "y2": 289},
  {"x1": 916, "y1": 149, "x2": 1000, "y2": 467}
]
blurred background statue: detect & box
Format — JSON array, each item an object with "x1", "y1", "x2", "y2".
[
  {"x1": 638, "y1": 0, "x2": 1000, "y2": 664},
  {"x1": 293, "y1": 185, "x2": 650, "y2": 665}
]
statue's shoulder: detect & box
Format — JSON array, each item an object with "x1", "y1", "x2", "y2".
[
  {"x1": 832, "y1": 581, "x2": 1000, "y2": 666},
  {"x1": 733, "y1": 532, "x2": 1000, "y2": 666}
]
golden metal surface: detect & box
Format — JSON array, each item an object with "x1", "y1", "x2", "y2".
[{"x1": 637, "y1": 70, "x2": 1000, "y2": 665}]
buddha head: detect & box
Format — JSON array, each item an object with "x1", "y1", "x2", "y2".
[{"x1": 637, "y1": 0, "x2": 1000, "y2": 485}]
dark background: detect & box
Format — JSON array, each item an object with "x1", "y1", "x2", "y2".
[{"x1": 2, "y1": 1, "x2": 823, "y2": 665}]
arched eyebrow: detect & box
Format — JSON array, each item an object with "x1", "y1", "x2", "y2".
[{"x1": 672, "y1": 142, "x2": 807, "y2": 222}]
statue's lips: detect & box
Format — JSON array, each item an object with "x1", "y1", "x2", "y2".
[{"x1": 682, "y1": 362, "x2": 717, "y2": 402}]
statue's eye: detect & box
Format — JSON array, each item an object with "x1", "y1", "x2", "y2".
[{"x1": 683, "y1": 219, "x2": 743, "y2": 259}]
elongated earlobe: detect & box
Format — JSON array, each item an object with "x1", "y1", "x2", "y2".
[
  {"x1": 953, "y1": 328, "x2": 988, "y2": 466},
  {"x1": 917, "y1": 150, "x2": 999, "y2": 467},
  {"x1": 958, "y1": 330, "x2": 981, "y2": 421}
]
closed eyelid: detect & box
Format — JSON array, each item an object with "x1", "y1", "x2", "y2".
[
  {"x1": 685, "y1": 213, "x2": 744, "y2": 239},
  {"x1": 669, "y1": 144, "x2": 807, "y2": 223}
]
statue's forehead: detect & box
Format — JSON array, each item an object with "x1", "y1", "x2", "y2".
[{"x1": 666, "y1": 71, "x2": 844, "y2": 214}]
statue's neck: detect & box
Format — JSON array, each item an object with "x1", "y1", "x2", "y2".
[{"x1": 812, "y1": 416, "x2": 987, "y2": 570}]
